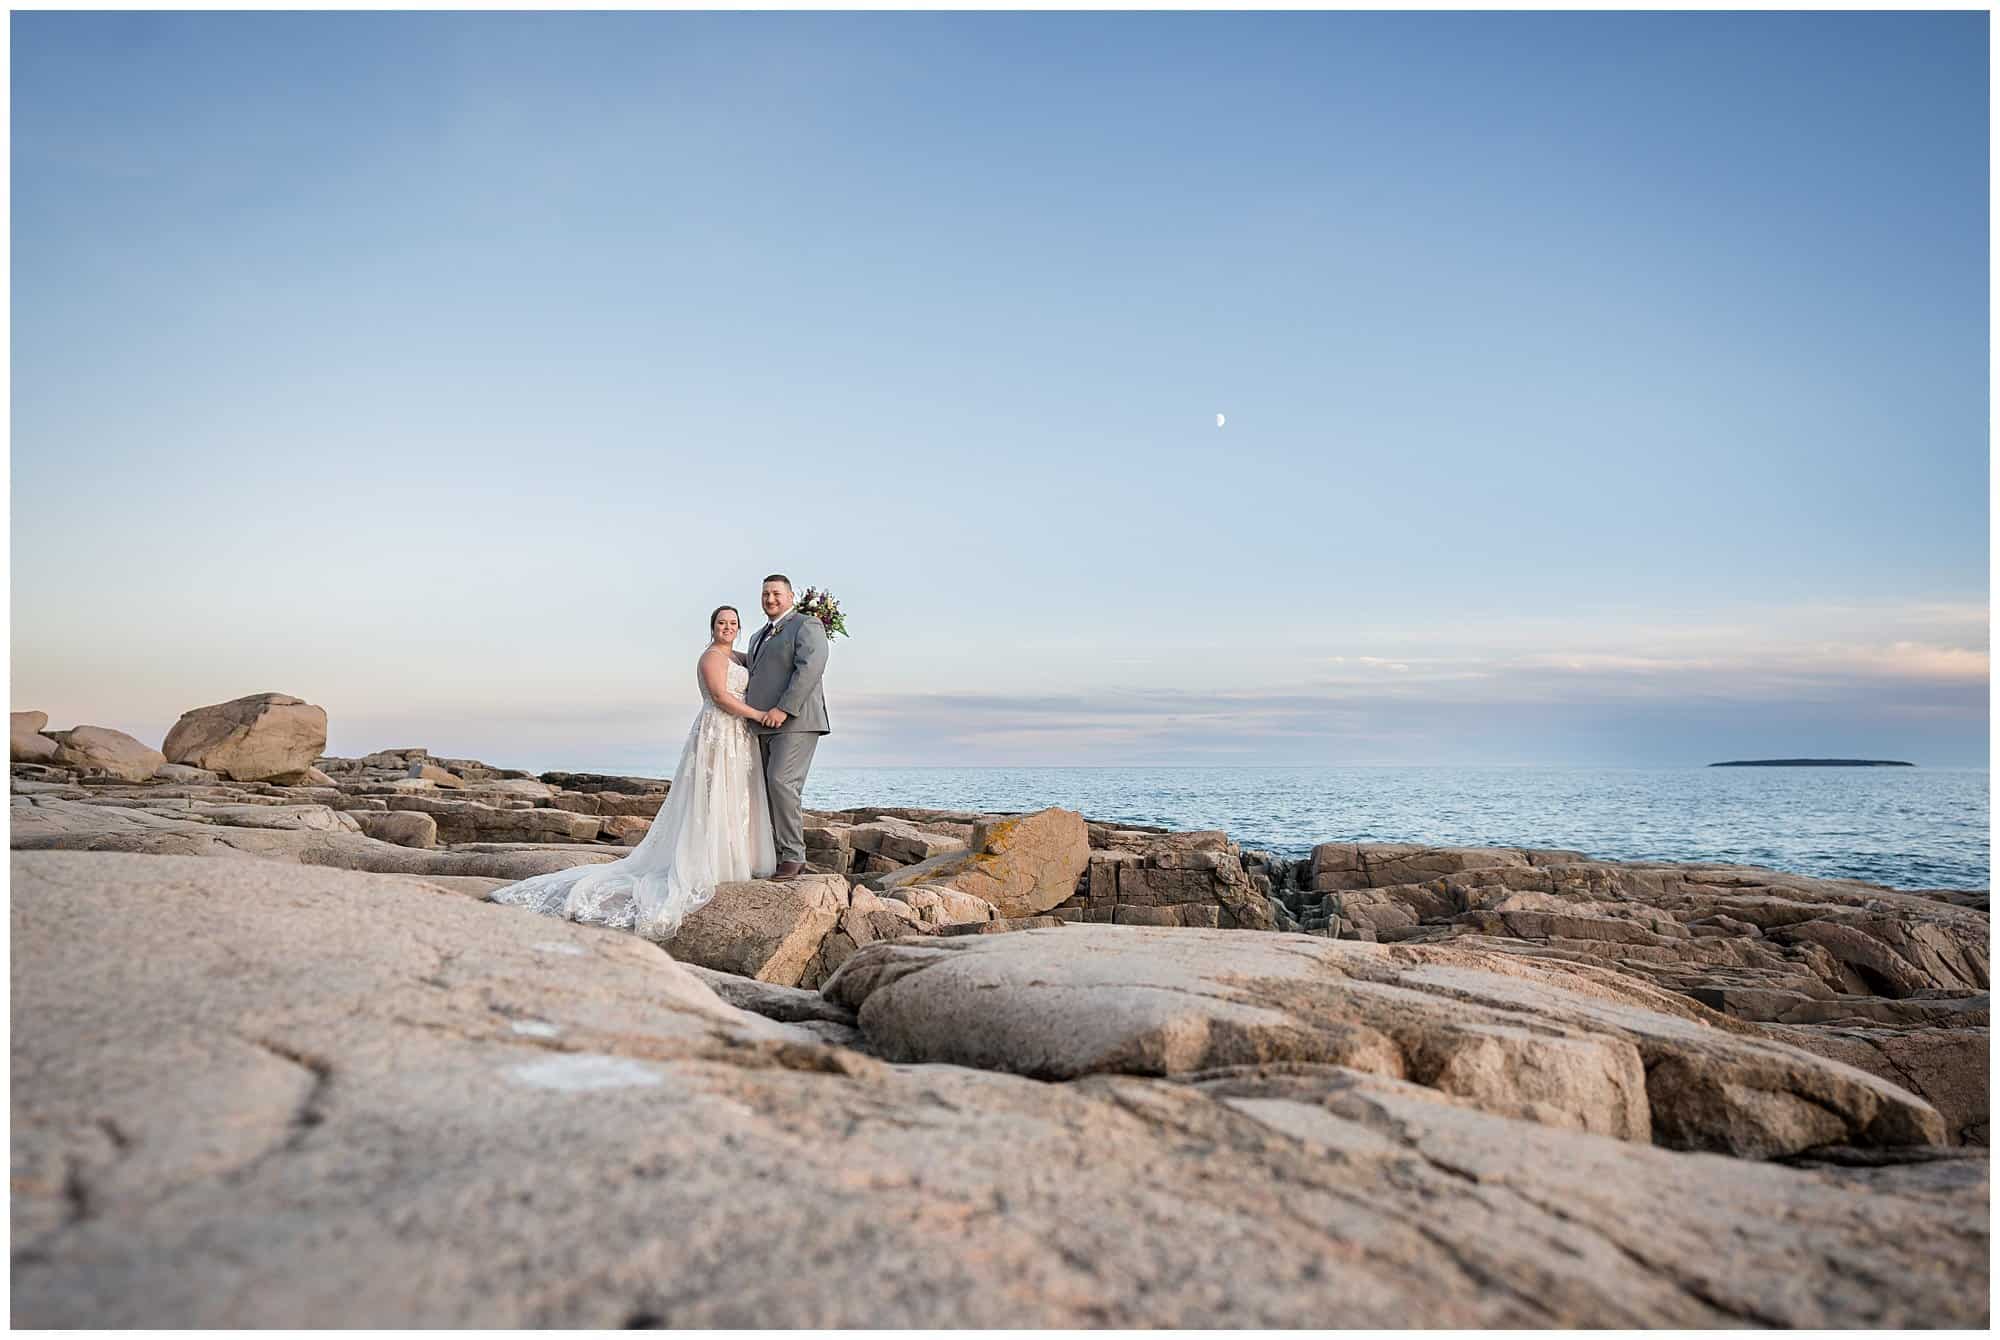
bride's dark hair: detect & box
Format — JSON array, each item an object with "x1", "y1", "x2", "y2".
[{"x1": 709, "y1": 605, "x2": 740, "y2": 634}]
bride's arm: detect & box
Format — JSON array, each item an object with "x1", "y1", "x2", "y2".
[{"x1": 698, "y1": 650, "x2": 765, "y2": 720}]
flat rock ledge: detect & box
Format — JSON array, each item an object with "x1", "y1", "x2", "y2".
[
  {"x1": 14, "y1": 764, "x2": 1990, "y2": 1146},
  {"x1": 821, "y1": 925, "x2": 1943, "y2": 1158},
  {"x1": 9, "y1": 732, "x2": 1990, "y2": 1326},
  {"x1": 10, "y1": 851, "x2": 1990, "y2": 1328}
]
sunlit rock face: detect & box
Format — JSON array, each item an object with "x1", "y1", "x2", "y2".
[
  {"x1": 7, "y1": 730, "x2": 1990, "y2": 1326},
  {"x1": 9, "y1": 851, "x2": 1988, "y2": 1328}
]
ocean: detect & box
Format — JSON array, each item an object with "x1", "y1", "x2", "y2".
[{"x1": 771, "y1": 765, "x2": 1990, "y2": 892}]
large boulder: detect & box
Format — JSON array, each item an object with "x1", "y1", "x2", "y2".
[
  {"x1": 1271, "y1": 843, "x2": 1989, "y2": 1140},
  {"x1": 662, "y1": 874, "x2": 850, "y2": 987},
  {"x1": 46, "y1": 726, "x2": 166, "y2": 783},
  {"x1": 161, "y1": 694, "x2": 328, "y2": 783},
  {"x1": 12, "y1": 711, "x2": 59, "y2": 763},
  {"x1": 869, "y1": 807, "x2": 1089, "y2": 917},
  {"x1": 823, "y1": 925, "x2": 1946, "y2": 1158},
  {"x1": 8, "y1": 852, "x2": 1987, "y2": 1328}
]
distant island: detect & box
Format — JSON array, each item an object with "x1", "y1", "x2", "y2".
[{"x1": 1709, "y1": 758, "x2": 1915, "y2": 768}]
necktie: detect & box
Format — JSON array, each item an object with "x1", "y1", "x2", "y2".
[{"x1": 764, "y1": 623, "x2": 776, "y2": 640}]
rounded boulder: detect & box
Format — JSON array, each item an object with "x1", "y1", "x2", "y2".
[{"x1": 162, "y1": 693, "x2": 328, "y2": 783}]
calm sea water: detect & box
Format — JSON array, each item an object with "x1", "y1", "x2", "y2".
[{"x1": 780, "y1": 765, "x2": 1989, "y2": 892}]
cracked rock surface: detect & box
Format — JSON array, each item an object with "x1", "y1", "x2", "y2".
[
  {"x1": 1280, "y1": 842, "x2": 1990, "y2": 1144},
  {"x1": 11, "y1": 851, "x2": 1988, "y2": 1327},
  {"x1": 821, "y1": 926, "x2": 1947, "y2": 1156},
  {"x1": 19, "y1": 763, "x2": 1984, "y2": 1151}
]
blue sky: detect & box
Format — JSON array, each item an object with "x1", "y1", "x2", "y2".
[{"x1": 10, "y1": 11, "x2": 1989, "y2": 769}]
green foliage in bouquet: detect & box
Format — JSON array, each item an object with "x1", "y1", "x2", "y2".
[{"x1": 795, "y1": 586, "x2": 849, "y2": 639}]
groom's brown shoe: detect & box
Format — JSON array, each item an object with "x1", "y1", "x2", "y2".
[{"x1": 772, "y1": 861, "x2": 805, "y2": 881}]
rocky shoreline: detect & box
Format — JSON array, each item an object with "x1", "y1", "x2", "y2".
[{"x1": 10, "y1": 696, "x2": 1991, "y2": 1325}]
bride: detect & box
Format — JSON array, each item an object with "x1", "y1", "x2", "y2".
[{"x1": 486, "y1": 605, "x2": 778, "y2": 941}]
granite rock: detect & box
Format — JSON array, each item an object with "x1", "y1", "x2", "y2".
[
  {"x1": 161, "y1": 694, "x2": 328, "y2": 783},
  {"x1": 10, "y1": 851, "x2": 1985, "y2": 1328},
  {"x1": 868, "y1": 807, "x2": 1089, "y2": 916}
]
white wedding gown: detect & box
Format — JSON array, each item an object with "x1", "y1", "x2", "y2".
[{"x1": 487, "y1": 658, "x2": 778, "y2": 942}]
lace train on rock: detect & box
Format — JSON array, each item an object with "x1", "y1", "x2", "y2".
[{"x1": 487, "y1": 660, "x2": 777, "y2": 941}]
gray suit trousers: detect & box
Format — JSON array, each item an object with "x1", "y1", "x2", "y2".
[{"x1": 759, "y1": 731, "x2": 819, "y2": 865}]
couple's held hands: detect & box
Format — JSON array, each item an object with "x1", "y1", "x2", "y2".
[{"x1": 759, "y1": 707, "x2": 789, "y2": 728}]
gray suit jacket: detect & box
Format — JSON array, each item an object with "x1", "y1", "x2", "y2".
[{"x1": 746, "y1": 611, "x2": 831, "y2": 735}]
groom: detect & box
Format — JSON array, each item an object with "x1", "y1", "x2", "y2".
[{"x1": 745, "y1": 573, "x2": 831, "y2": 880}]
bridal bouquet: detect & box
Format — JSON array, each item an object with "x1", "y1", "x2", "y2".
[{"x1": 796, "y1": 586, "x2": 849, "y2": 639}]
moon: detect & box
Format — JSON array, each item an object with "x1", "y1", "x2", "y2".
[{"x1": 1215, "y1": 413, "x2": 1226, "y2": 428}]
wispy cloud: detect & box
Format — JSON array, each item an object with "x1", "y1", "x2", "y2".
[
  {"x1": 811, "y1": 610, "x2": 1989, "y2": 765},
  {"x1": 819, "y1": 670, "x2": 1985, "y2": 766},
  {"x1": 15, "y1": 598, "x2": 1986, "y2": 771}
]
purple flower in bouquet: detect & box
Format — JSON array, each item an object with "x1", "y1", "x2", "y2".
[{"x1": 795, "y1": 586, "x2": 849, "y2": 639}]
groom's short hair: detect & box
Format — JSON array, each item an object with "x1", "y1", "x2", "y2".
[{"x1": 763, "y1": 574, "x2": 792, "y2": 591}]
